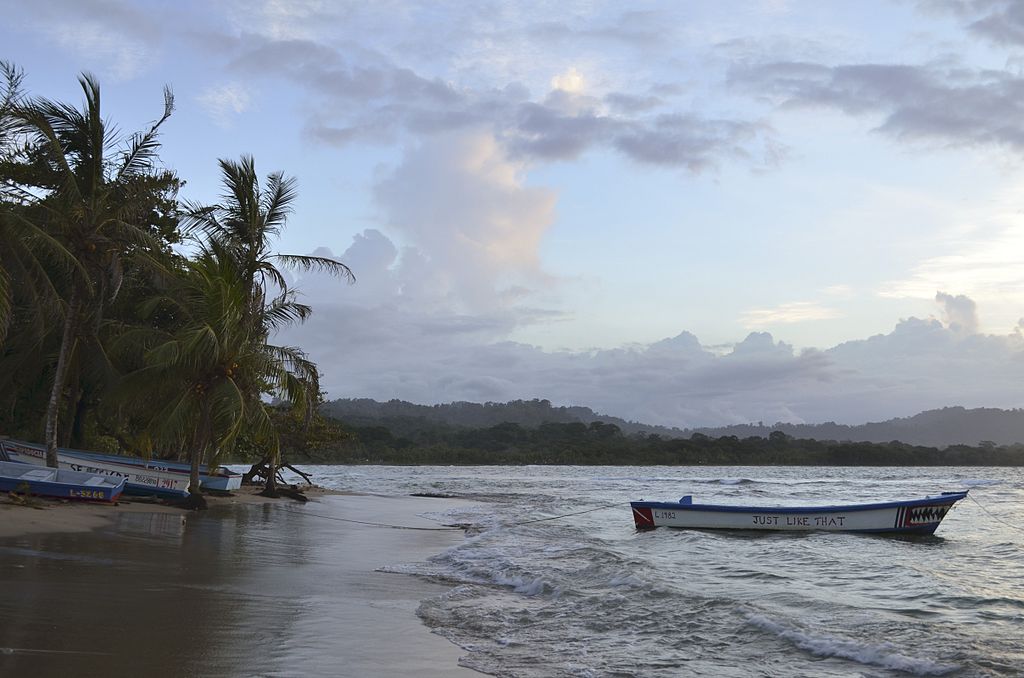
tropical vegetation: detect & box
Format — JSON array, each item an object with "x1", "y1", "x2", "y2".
[
  {"x1": 0, "y1": 64, "x2": 351, "y2": 503},
  {"x1": 293, "y1": 417, "x2": 1024, "y2": 466}
]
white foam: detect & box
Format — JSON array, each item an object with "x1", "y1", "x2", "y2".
[
  {"x1": 959, "y1": 479, "x2": 1000, "y2": 487},
  {"x1": 492, "y1": 572, "x2": 551, "y2": 596},
  {"x1": 746, "y1": 614, "x2": 959, "y2": 676},
  {"x1": 609, "y1": 575, "x2": 644, "y2": 588}
]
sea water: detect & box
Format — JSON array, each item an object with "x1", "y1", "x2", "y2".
[{"x1": 311, "y1": 465, "x2": 1024, "y2": 677}]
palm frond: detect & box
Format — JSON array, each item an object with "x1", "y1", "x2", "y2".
[
  {"x1": 115, "y1": 86, "x2": 173, "y2": 183},
  {"x1": 274, "y1": 253, "x2": 355, "y2": 282},
  {"x1": 260, "y1": 171, "x2": 296, "y2": 235},
  {"x1": 263, "y1": 294, "x2": 312, "y2": 331}
]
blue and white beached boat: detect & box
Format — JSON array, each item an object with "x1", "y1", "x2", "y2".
[
  {"x1": 631, "y1": 491, "x2": 969, "y2": 535},
  {"x1": 0, "y1": 439, "x2": 241, "y2": 498},
  {"x1": 0, "y1": 459, "x2": 125, "y2": 502}
]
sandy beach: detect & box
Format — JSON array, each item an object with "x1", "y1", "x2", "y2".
[{"x1": 0, "y1": 488, "x2": 481, "y2": 677}]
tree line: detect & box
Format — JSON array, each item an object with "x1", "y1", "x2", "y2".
[
  {"x1": 291, "y1": 418, "x2": 1024, "y2": 466},
  {"x1": 0, "y1": 64, "x2": 351, "y2": 502}
]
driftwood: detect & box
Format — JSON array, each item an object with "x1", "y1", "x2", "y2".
[{"x1": 243, "y1": 458, "x2": 312, "y2": 502}]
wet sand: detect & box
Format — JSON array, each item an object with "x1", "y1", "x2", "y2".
[{"x1": 0, "y1": 492, "x2": 481, "y2": 677}]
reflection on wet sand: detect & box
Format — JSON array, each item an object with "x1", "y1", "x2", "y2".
[{"x1": 0, "y1": 495, "x2": 478, "y2": 677}]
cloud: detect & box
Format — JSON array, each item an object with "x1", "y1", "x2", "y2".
[
  {"x1": 7, "y1": 0, "x2": 167, "y2": 79},
  {"x1": 876, "y1": 210, "x2": 1024, "y2": 319},
  {"x1": 522, "y1": 10, "x2": 674, "y2": 51},
  {"x1": 9, "y1": 2, "x2": 775, "y2": 172},
  {"x1": 730, "y1": 59, "x2": 1024, "y2": 153},
  {"x1": 372, "y1": 129, "x2": 558, "y2": 313},
  {"x1": 614, "y1": 114, "x2": 773, "y2": 169},
  {"x1": 550, "y1": 66, "x2": 586, "y2": 94},
  {"x1": 935, "y1": 291, "x2": 978, "y2": 333},
  {"x1": 281, "y1": 241, "x2": 1024, "y2": 427},
  {"x1": 223, "y1": 30, "x2": 776, "y2": 171},
  {"x1": 918, "y1": 0, "x2": 1024, "y2": 47},
  {"x1": 740, "y1": 301, "x2": 842, "y2": 328},
  {"x1": 197, "y1": 83, "x2": 251, "y2": 127}
]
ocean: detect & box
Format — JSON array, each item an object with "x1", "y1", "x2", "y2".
[{"x1": 312, "y1": 465, "x2": 1023, "y2": 677}]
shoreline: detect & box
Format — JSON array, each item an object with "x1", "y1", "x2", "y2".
[
  {"x1": 0, "y1": 487, "x2": 482, "y2": 676},
  {"x1": 0, "y1": 484, "x2": 341, "y2": 539}
]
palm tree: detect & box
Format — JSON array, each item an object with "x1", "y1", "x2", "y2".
[
  {"x1": 119, "y1": 241, "x2": 326, "y2": 504},
  {"x1": 10, "y1": 72, "x2": 173, "y2": 466},
  {"x1": 0, "y1": 61, "x2": 70, "y2": 348},
  {"x1": 184, "y1": 156, "x2": 353, "y2": 493}
]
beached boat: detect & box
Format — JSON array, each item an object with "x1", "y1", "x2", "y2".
[
  {"x1": 54, "y1": 446, "x2": 243, "y2": 492},
  {"x1": 630, "y1": 491, "x2": 969, "y2": 535},
  {"x1": 0, "y1": 459, "x2": 125, "y2": 502},
  {"x1": 0, "y1": 439, "x2": 241, "y2": 498}
]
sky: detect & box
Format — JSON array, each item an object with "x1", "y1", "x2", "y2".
[{"x1": 4, "y1": 0, "x2": 1024, "y2": 427}]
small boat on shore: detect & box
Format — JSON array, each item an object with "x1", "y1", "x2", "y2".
[
  {"x1": 631, "y1": 491, "x2": 969, "y2": 535},
  {"x1": 0, "y1": 439, "x2": 241, "y2": 498},
  {"x1": 0, "y1": 459, "x2": 125, "y2": 502}
]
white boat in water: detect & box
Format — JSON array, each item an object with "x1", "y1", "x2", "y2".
[
  {"x1": 0, "y1": 439, "x2": 241, "y2": 498},
  {"x1": 630, "y1": 491, "x2": 969, "y2": 535}
]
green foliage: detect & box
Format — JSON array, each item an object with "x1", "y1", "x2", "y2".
[
  {"x1": 306, "y1": 417, "x2": 1024, "y2": 466},
  {"x1": 0, "y1": 66, "x2": 347, "y2": 480}
]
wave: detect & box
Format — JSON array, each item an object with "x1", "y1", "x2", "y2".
[
  {"x1": 745, "y1": 614, "x2": 959, "y2": 676},
  {"x1": 958, "y1": 479, "x2": 1001, "y2": 487},
  {"x1": 592, "y1": 475, "x2": 759, "y2": 485}
]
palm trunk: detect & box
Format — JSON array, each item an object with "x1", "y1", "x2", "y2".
[
  {"x1": 190, "y1": 401, "x2": 211, "y2": 495},
  {"x1": 44, "y1": 288, "x2": 81, "y2": 468},
  {"x1": 185, "y1": 401, "x2": 211, "y2": 511},
  {"x1": 189, "y1": 447, "x2": 202, "y2": 496}
]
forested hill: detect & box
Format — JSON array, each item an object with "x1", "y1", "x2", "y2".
[
  {"x1": 319, "y1": 398, "x2": 685, "y2": 437},
  {"x1": 320, "y1": 400, "x2": 1024, "y2": 447},
  {"x1": 688, "y1": 407, "x2": 1024, "y2": 447}
]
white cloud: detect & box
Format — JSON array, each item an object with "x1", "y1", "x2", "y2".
[
  {"x1": 551, "y1": 66, "x2": 586, "y2": 93},
  {"x1": 50, "y1": 22, "x2": 151, "y2": 80},
  {"x1": 197, "y1": 83, "x2": 252, "y2": 127},
  {"x1": 740, "y1": 301, "x2": 842, "y2": 328},
  {"x1": 281, "y1": 233, "x2": 1024, "y2": 428},
  {"x1": 935, "y1": 291, "x2": 978, "y2": 334},
  {"x1": 878, "y1": 225, "x2": 1024, "y2": 301},
  {"x1": 372, "y1": 129, "x2": 558, "y2": 314},
  {"x1": 875, "y1": 183, "x2": 1024, "y2": 331}
]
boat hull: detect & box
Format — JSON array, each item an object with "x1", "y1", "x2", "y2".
[
  {"x1": 0, "y1": 460, "x2": 125, "y2": 502},
  {"x1": 1, "y1": 440, "x2": 191, "y2": 498},
  {"x1": 630, "y1": 492, "x2": 968, "y2": 535},
  {"x1": 62, "y1": 448, "x2": 242, "y2": 491}
]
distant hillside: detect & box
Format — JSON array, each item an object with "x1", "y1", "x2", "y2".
[
  {"x1": 687, "y1": 407, "x2": 1024, "y2": 447},
  {"x1": 321, "y1": 400, "x2": 1024, "y2": 447},
  {"x1": 320, "y1": 398, "x2": 684, "y2": 437}
]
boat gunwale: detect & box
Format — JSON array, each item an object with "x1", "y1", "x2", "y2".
[
  {"x1": 4, "y1": 440, "x2": 238, "y2": 477},
  {"x1": 630, "y1": 491, "x2": 969, "y2": 514},
  {"x1": 0, "y1": 460, "x2": 126, "y2": 501}
]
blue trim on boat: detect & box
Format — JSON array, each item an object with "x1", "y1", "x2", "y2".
[
  {"x1": 630, "y1": 491, "x2": 968, "y2": 514},
  {"x1": 0, "y1": 460, "x2": 125, "y2": 502},
  {"x1": 49, "y1": 446, "x2": 239, "y2": 478}
]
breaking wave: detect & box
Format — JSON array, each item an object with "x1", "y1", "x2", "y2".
[{"x1": 745, "y1": 614, "x2": 959, "y2": 676}]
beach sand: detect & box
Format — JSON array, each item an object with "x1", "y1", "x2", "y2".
[{"x1": 0, "y1": 489, "x2": 481, "y2": 677}]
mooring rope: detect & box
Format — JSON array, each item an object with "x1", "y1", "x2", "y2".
[
  {"x1": 276, "y1": 500, "x2": 622, "y2": 531},
  {"x1": 967, "y1": 493, "x2": 1024, "y2": 536},
  {"x1": 510, "y1": 501, "x2": 622, "y2": 526},
  {"x1": 275, "y1": 505, "x2": 460, "y2": 531}
]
